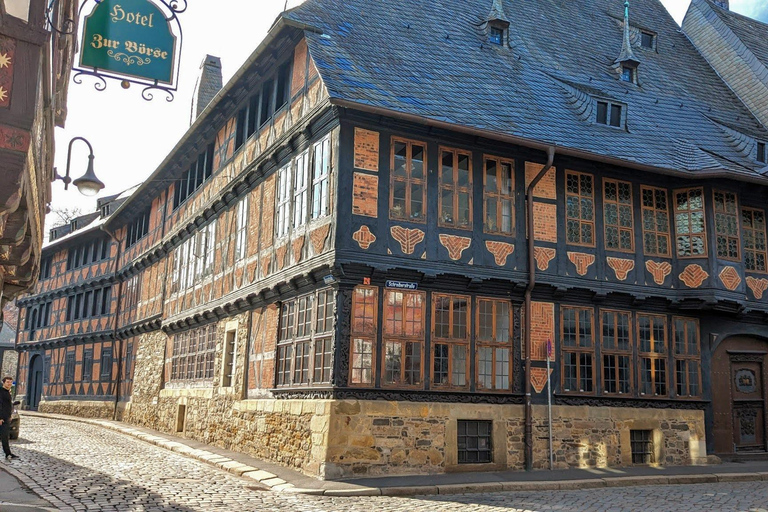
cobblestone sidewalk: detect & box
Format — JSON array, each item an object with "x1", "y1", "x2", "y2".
[{"x1": 2, "y1": 414, "x2": 768, "y2": 511}]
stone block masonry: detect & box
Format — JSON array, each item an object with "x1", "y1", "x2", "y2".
[{"x1": 324, "y1": 401, "x2": 707, "y2": 479}]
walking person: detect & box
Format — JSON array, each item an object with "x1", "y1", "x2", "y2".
[{"x1": 0, "y1": 376, "x2": 19, "y2": 460}]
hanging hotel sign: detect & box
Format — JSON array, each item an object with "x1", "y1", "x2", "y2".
[
  {"x1": 66, "y1": 0, "x2": 185, "y2": 101},
  {"x1": 80, "y1": 0, "x2": 176, "y2": 83}
]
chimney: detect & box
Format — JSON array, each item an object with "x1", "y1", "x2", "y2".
[
  {"x1": 713, "y1": 1, "x2": 729, "y2": 10},
  {"x1": 190, "y1": 55, "x2": 222, "y2": 124}
]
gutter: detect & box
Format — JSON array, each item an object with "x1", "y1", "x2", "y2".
[
  {"x1": 524, "y1": 146, "x2": 555, "y2": 472},
  {"x1": 100, "y1": 224, "x2": 125, "y2": 421}
]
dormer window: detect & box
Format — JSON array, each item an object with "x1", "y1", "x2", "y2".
[
  {"x1": 483, "y1": 0, "x2": 510, "y2": 47},
  {"x1": 640, "y1": 31, "x2": 655, "y2": 49},
  {"x1": 758, "y1": 142, "x2": 766, "y2": 163},
  {"x1": 614, "y1": 1, "x2": 641, "y2": 84},
  {"x1": 597, "y1": 101, "x2": 623, "y2": 128},
  {"x1": 489, "y1": 26, "x2": 504, "y2": 45}
]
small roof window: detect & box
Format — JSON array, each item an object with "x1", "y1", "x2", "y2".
[
  {"x1": 758, "y1": 141, "x2": 766, "y2": 163},
  {"x1": 621, "y1": 66, "x2": 636, "y2": 83},
  {"x1": 640, "y1": 31, "x2": 655, "y2": 49},
  {"x1": 489, "y1": 26, "x2": 504, "y2": 45},
  {"x1": 597, "y1": 100, "x2": 623, "y2": 128}
]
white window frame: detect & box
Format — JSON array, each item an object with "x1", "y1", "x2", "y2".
[
  {"x1": 312, "y1": 136, "x2": 331, "y2": 220},
  {"x1": 276, "y1": 163, "x2": 292, "y2": 238},
  {"x1": 204, "y1": 222, "x2": 216, "y2": 275},
  {"x1": 294, "y1": 150, "x2": 309, "y2": 228},
  {"x1": 235, "y1": 197, "x2": 248, "y2": 262},
  {"x1": 179, "y1": 240, "x2": 190, "y2": 291}
]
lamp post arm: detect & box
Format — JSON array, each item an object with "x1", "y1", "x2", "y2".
[{"x1": 64, "y1": 137, "x2": 95, "y2": 190}]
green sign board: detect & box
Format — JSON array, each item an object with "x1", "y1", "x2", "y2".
[{"x1": 79, "y1": 0, "x2": 177, "y2": 84}]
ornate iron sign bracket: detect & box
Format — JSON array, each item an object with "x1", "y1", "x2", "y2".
[{"x1": 46, "y1": 0, "x2": 186, "y2": 101}]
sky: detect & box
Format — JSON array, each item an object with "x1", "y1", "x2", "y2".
[{"x1": 49, "y1": 0, "x2": 768, "y2": 225}]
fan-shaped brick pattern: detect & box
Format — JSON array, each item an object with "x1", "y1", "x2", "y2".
[
  {"x1": 485, "y1": 241, "x2": 514, "y2": 266},
  {"x1": 718, "y1": 266, "x2": 741, "y2": 291},
  {"x1": 292, "y1": 237, "x2": 305, "y2": 264},
  {"x1": 439, "y1": 234, "x2": 472, "y2": 261},
  {"x1": 746, "y1": 276, "x2": 768, "y2": 299},
  {"x1": 607, "y1": 257, "x2": 635, "y2": 281},
  {"x1": 567, "y1": 252, "x2": 595, "y2": 276},
  {"x1": 646, "y1": 260, "x2": 672, "y2": 285},
  {"x1": 390, "y1": 226, "x2": 425, "y2": 255},
  {"x1": 261, "y1": 255, "x2": 271, "y2": 277},
  {"x1": 352, "y1": 225, "x2": 376, "y2": 249},
  {"x1": 534, "y1": 247, "x2": 556, "y2": 271},
  {"x1": 310, "y1": 224, "x2": 330, "y2": 254},
  {"x1": 275, "y1": 245, "x2": 288, "y2": 271},
  {"x1": 679, "y1": 264, "x2": 709, "y2": 289},
  {"x1": 531, "y1": 301, "x2": 554, "y2": 361},
  {"x1": 530, "y1": 367, "x2": 553, "y2": 394}
]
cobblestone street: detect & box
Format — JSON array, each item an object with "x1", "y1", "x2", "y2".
[{"x1": 0, "y1": 416, "x2": 767, "y2": 511}]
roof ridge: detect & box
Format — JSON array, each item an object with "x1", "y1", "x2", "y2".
[{"x1": 705, "y1": 0, "x2": 768, "y2": 29}]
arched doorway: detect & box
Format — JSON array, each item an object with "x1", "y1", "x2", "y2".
[
  {"x1": 711, "y1": 336, "x2": 768, "y2": 455},
  {"x1": 27, "y1": 354, "x2": 43, "y2": 410}
]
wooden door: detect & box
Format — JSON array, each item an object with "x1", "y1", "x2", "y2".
[
  {"x1": 27, "y1": 355, "x2": 43, "y2": 410},
  {"x1": 731, "y1": 360, "x2": 765, "y2": 451},
  {"x1": 711, "y1": 337, "x2": 768, "y2": 455}
]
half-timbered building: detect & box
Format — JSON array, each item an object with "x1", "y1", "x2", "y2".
[
  {"x1": 15, "y1": 191, "x2": 134, "y2": 413},
  {"x1": 16, "y1": 0, "x2": 768, "y2": 478}
]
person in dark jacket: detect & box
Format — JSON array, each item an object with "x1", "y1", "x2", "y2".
[{"x1": 0, "y1": 376, "x2": 18, "y2": 459}]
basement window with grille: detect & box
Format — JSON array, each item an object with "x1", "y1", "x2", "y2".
[
  {"x1": 457, "y1": 420, "x2": 493, "y2": 463},
  {"x1": 630, "y1": 429, "x2": 654, "y2": 464}
]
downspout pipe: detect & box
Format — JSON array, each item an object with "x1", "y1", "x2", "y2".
[
  {"x1": 101, "y1": 224, "x2": 125, "y2": 421},
  {"x1": 524, "y1": 145, "x2": 555, "y2": 471}
]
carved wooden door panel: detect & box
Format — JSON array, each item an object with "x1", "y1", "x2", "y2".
[{"x1": 730, "y1": 360, "x2": 765, "y2": 451}]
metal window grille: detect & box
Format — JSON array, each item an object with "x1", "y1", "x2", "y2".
[
  {"x1": 630, "y1": 429, "x2": 654, "y2": 464},
  {"x1": 457, "y1": 420, "x2": 493, "y2": 464}
]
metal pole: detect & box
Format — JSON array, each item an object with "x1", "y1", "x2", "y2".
[{"x1": 547, "y1": 338, "x2": 553, "y2": 470}]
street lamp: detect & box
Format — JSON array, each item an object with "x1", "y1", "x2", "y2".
[{"x1": 54, "y1": 136, "x2": 105, "y2": 197}]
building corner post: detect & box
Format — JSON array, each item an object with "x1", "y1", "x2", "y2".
[{"x1": 524, "y1": 145, "x2": 555, "y2": 471}]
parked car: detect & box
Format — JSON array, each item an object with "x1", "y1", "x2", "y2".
[{"x1": 9, "y1": 400, "x2": 19, "y2": 440}]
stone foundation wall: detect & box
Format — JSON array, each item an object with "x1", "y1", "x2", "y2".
[
  {"x1": 124, "y1": 320, "x2": 331, "y2": 478},
  {"x1": 123, "y1": 330, "x2": 168, "y2": 429},
  {"x1": 325, "y1": 401, "x2": 707, "y2": 478},
  {"x1": 142, "y1": 390, "x2": 329, "y2": 477},
  {"x1": 325, "y1": 401, "x2": 522, "y2": 478},
  {"x1": 529, "y1": 405, "x2": 707, "y2": 469},
  {"x1": 38, "y1": 399, "x2": 123, "y2": 419}
]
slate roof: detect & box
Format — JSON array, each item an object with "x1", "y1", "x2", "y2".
[
  {"x1": 708, "y1": 1, "x2": 768, "y2": 67},
  {"x1": 683, "y1": 0, "x2": 768, "y2": 137},
  {"x1": 284, "y1": 0, "x2": 768, "y2": 181}
]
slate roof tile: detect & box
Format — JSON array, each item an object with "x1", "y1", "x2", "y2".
[
  {"x1": 707, "y1": 0, "x2": 768, "y2": 67},
  {"x1": 286, "y1": 0, "x2": 768, "y2": 181}
]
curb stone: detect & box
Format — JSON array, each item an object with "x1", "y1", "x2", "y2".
[{"x1": 0, "y1": 462, "x2": 73, "y2": 511}]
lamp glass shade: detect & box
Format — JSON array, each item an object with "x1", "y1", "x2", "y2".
[{"x1": 72, "y1": 155, "x2": 105, "y2": 196}]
